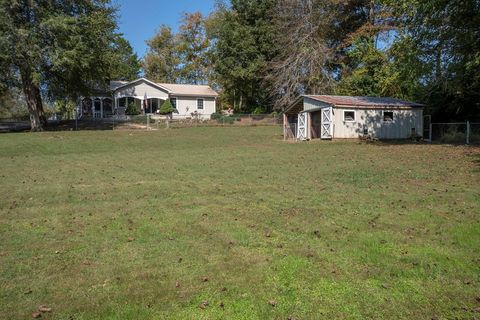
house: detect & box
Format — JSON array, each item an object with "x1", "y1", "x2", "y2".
[
  {"x1": 283, "y1": 95, "x2": 425, "y2": 140},
  {"x1": 78, "y1": 78, "x2": 218, "y2": 120}
]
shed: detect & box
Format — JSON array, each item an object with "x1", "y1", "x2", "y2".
[{"x1": 283, "y1": 95, "x2": 425, "y2": 140}]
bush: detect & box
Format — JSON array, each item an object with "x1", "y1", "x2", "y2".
[
  {"x1": 252, "y1": 107, "x2": 264, "y2": 115},
  {"x1": 159, "y1": 99, "x2": 174, "y2": 115},
  {"x1": 440, "y1": 132, "x2": 466, "y2": 143},
  {"x1": 211, "y1": 112, "x2": 222, "y2": 120},
  {"x1": 216, "y1": 115, "x2": 240, "y2": 124},
  {"x1": 126, "y1": 101, "x2": 140, "y2": 115}
]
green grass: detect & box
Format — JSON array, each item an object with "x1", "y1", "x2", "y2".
[{"x1": 0, "y1": 126, "x2": 479, "y2": 319}]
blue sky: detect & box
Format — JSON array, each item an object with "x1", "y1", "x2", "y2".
[{"x1": 115, "y1": 0, "x2": 215, "y2": 58}]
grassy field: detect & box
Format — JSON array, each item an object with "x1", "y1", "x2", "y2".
[{"x1": 0, "y1": 126, "x2": 479, "y2": 319}]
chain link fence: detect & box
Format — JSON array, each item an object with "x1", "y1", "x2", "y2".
[{"x1": 429, "y1": 122, "x2": 480, "y2": 144}]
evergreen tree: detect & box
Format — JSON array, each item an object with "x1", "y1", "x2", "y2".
[{"x1": 210, "y1": 0, "x2": 279, "y2": 112}]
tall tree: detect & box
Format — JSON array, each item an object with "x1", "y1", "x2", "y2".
[
  {"x1": 176, "y1": 12, "x2": 210, "y2": 84},
  {"x1": 0, "y1": 0, "x2": 120, "y2": 130},
  {"x1": 110, "y1": 35, "x2": 141, "y2": 81},
  {"x1": 143, "y1": 25, "x2": 179, "y2": 83},
  {"x1": 267, "y1": 0, "x2": 335, "y2": 110},
  {"x1": 383, "y1": 0, "x2": 480, "y2": 120},
  {"x1": 211, "y1": 0, "x2": 279, "y2": 112}
]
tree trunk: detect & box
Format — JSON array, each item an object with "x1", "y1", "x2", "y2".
[{"x1": 19, "y1": 65, "x2": 46, "y2": 131}]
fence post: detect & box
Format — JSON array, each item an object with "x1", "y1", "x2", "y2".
[
  {"x1": 466, "y1": 120, "x2": 470, "y2": 145},
  {"x1": 429, "y1": 122, "x2": 432, "y2": 142},
  {"x1": 147, "y1": 114, "x2": 150, "y2": 130}
]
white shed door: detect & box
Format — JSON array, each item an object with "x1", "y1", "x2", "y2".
[
  {"x1": 321, "y1": 107, "x2": 333, "y2": 139},
  {"x1": 297, "y1": 112, "x2": 308, "y2": 140}
]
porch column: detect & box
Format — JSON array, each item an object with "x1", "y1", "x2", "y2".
[
  {"x1": 91, "y1": 97, "x2": 95, "y2": 118},
  {"x1": 283, "y1": 113, "x2": 287, "y2": 140},
  {"x1": 100, "y1": 99, "x2": 104, "y2": 118},
  {"x1": 140, "y1": 98, "x2": 144, "y2": 115}
]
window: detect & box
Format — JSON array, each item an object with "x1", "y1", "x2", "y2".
[
  {"x1": 383, "y1": 111, "x2": 394, "y2": 122},
  {"x1": 197, "y1": 98, "x2": 204, "y2": 110},
  {"x1": 170, "y1": 98, "x2": 177, "y2": 109},
  {"x1": 343, "y1": 110, "x2": 355, "y2": 122}
]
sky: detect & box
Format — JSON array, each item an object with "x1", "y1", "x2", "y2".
[{"x1": 115, "y1": 0, "x2": 216, "y2": 58}]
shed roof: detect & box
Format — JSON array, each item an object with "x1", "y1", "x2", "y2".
[{"x1": 305, "y1": 95, "x2": 424, "y2": 108}]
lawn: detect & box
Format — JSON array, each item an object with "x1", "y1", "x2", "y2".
[{"x1": 0, "y1": 126, "x2": 479, "y2": 319}]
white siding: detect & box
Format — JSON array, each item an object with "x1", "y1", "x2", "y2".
[
  {"x1": 171, "y1": 96, "x2": 216, "y2": 119},
  {"x1": 332, "y1": 108, "x2": 423, "y2": 139},
  {"x1": 114, "y1": 80, "x2": 169, "y2": 100},
  {"x1": 304, "y1": 97, "x2": 331, "y2": 111}
]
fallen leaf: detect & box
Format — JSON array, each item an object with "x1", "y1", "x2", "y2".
[
  {"x1": 32, "y1": 312, "x2": 41, "y2": 318},
  {"x1": 201, "y1": 276, "x2": 209, "y2": 282},
  {"x1": 199, "y1": 301, "x2": 209, "y2": 309},
  {"x1": 38, "y1": 305, "x2": 52, "y2": 312},
  {"x1": 24, "y1": 288, "x2": 33, "y2": 294},
  {"x1": 268, "y1": 300, "x2": 277, "y2": 307},
  {"x1": 127, "y1": 237, "x2": 134, "y2": 242},
  {"x1": 175, "y1": 281, "x2": 180, "y2": 288}
]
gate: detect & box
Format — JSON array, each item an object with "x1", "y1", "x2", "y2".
[
  {"x1": 321, "y1": 107, "x2": 333, "y2": 139},
  {"x1": 423, "y1": 115, "x2": 431, "y2": 141}
]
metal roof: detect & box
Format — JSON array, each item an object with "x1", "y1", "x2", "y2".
[{"x1": 305, "y1": 95, "x2": 425, "y2": 108}]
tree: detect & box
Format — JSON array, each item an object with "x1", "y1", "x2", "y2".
[
  {"x1": 159, "y1": 99, "x2": 175, "y2": 119},
  {"x1": 266, "y1": 0, "x2": 335, "y2": 110},
  {"x1": 143, "y1": 25, "x2": 179, "y2": 83},
  {"x1": 337, "y1": 38, "x2": 387, "y2": 96},
  {"x1": 110, "y1": 36, "x2": 141, "y2": 81},
  {"x1": 210, "y1": 0, "x2": 279, "y2": 112},
  {"x1": 0, "y1": 0, "x2": 120, "y2": 131},
  {"x1": 176, "y1": 12, "x2": 210, "y2": 84},
  {"x1": 382, "y1": 0, "x2": 480, "y2": 120}
]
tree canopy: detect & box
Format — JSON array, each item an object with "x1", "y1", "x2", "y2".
[
  {"x1": 2, "y1": 0, "x2": 478, "y2": 125},
  {"x1": 0, "y1": 0, "x2": 140, "y2": 130}
]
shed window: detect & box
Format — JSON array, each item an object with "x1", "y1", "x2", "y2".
[
  {"x1": 383, "y1": 111, "x2": 394, "y2": 122},
  {"x1": 197, "y1": 98, "x2": 204, "y2": 110},
  {"x1": 343, "y1": 110, "x2": 355, "y2": 122}
]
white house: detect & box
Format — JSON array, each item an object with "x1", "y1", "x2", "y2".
[
  {"x1": 78, "y1": 78, "x2": 218, "y2": 120},
  {"x1": 283, "y1": 95, "x2": 425, "y2": 140}
]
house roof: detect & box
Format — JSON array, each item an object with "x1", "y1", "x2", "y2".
[
  {"x1": 305, "y1": 95, "x2": 425, "y2": 108},
  {"x1": 158, "y1": 83, "x2": 218, "y2": 97},
  {"x1": 109, "y1": 78, "x2": 218, "y2": 97}
]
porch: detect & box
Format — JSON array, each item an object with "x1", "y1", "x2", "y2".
[{"x1": 79, "y1": 96, "x2": 166, "y2": 119}]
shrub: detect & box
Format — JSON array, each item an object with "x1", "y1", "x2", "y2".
[
  {"x1": 126, "y1": 101, "x2": 140, "y2": 115},
  {"x1": 159, "y1": 99, "x2": 174, "y2": 115},
  {"x1": 214, "y1": 115, "x2": 236, "y2": 124},
  {"x1": 252, "y1": 107, "x2": 264, "y2": 115},
  {"x1": 211, "y1": 112, "x2": 222, "y2": 120}
]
